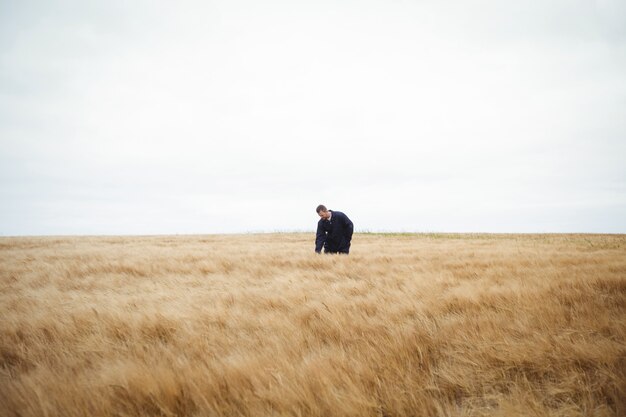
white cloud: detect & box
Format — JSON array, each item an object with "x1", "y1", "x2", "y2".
[{"x1": 1, "y1": 0, "x2": 625, "y2": 235}]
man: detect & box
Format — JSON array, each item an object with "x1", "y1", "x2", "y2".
[{"x1": 315, "y1": 204, "x2": 354, "y2": 254}]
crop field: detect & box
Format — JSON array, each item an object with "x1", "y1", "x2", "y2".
[{"x1": 0, "y1": 233, "x2": 625, "y2": 416}]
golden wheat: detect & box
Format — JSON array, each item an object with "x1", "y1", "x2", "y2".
[{"x1": 0, "y1": 233, "x2": 624, "y2": 416}]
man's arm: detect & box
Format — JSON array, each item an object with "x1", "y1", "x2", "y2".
[{"x1": 315, "y1": 222, "x2": 326, "y2": 253}]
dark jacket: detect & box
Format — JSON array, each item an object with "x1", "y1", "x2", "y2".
[{"x1": 315, "y1": 210, "x2": 354, "y2": 254}]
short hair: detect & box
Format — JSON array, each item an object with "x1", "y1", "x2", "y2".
[{"x1": 316, "y1": 204, "x2": 327, "y2": 213}]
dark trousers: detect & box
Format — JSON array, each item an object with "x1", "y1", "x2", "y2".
[{"x1": 324, "y1": 248, "x2": 349, "y2": 255}]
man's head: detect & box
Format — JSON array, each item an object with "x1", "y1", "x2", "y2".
[{"x1": 316, "y1": 204, "x2": 331, "y2": 220}]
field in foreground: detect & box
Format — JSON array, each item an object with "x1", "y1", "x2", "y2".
[{"x1": 0, "y1": 233, "x2": 625, "y2": 417}]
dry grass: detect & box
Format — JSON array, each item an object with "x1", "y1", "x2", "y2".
[{"x1": 0, "y1": 233, "x2": 624, "y2": 417}]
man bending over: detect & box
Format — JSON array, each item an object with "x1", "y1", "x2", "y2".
[{"x1": 315, "y1": 204, "x2": 354, "y2": 254}]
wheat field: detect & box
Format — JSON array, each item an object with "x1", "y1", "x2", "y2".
[{"x1": 0, "y1": 233, "x2": 624, "y2": 416}]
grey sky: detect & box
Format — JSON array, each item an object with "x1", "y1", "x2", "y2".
[{"x1": 1, "y1": 0, "x2": 625, "y2": 235}]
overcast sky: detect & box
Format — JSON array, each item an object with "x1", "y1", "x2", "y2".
[{"x1": 1, "y1": 0, "x2": 625, "y2": 236}]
